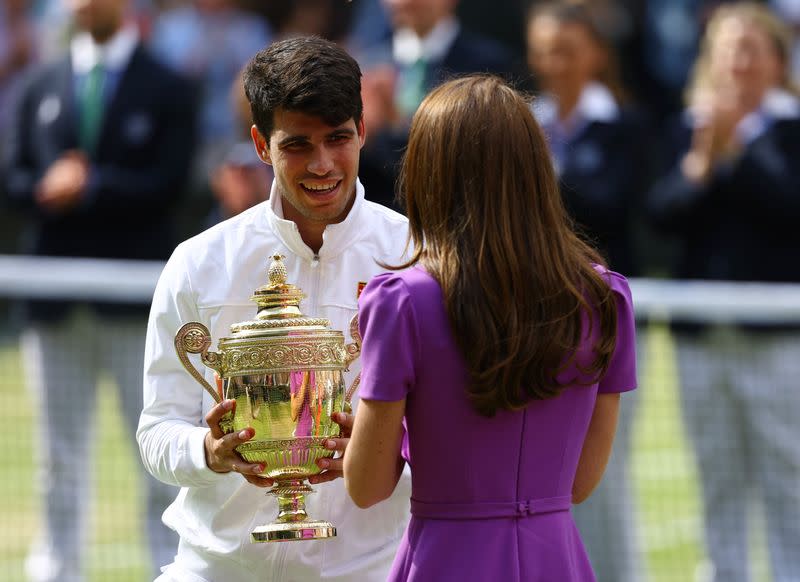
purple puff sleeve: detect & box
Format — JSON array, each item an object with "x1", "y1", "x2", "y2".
[
  {"x1": 597, "y1": 271, "x2": 637, "y2": 394},
  {"x1": 357, "y1": 272, "x2": 419, "y2": 401}
]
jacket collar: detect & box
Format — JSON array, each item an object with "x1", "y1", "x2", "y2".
[
  {"x1": 533, "y1": 82, "x2": 620, "y2": 130},
  {"x1": 392, "y1": 16, "x2": 460, "y2": 66},
  {"x1": 265, "y1": 178, "x2": 366, "y2": 261},
  {"x1": 70, "y1": 23, "x2": 139, "y2": 74}
]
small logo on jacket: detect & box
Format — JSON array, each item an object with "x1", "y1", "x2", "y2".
[{"x1": 357, "y1": 281, "x2": 367, "y2": 299}]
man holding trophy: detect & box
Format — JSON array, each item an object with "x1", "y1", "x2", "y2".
[{"x1": 137, "y1": 36, "x2": 411, "y2": 581}]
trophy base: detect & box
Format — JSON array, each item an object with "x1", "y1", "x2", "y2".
[{"x1": 251, "y1": 520, "x2": 336, "y2": 542}]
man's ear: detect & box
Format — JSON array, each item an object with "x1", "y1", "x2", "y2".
[
  {"x1": 357, "y1": 115, "x2": 366, "y2": 149},
  {"x1": 251, "y1": 125, "x2": 272, "y2": 165}
]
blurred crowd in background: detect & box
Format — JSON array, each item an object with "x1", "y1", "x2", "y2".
[
  {"x1": 2, "y1": 1, "x2": 800, "y2": 581},
  {"x1": 1, "y1": 0, "x2": 798, "y2": 265},
  {"x1": 0, "y1": 0, "x2": 800, "y2": 264}
]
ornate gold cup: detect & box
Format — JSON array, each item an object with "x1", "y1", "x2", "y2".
[{"x1": 174, "y1": 254, "x2": 361, "y2": 542}]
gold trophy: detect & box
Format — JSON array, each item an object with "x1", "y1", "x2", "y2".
[{"x1": 174, "y1": 254, "x2": 361, "y2": 542}]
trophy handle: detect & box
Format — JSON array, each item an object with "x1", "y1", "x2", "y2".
[
  {"x1": 344, "y1": 313, "x2": 362, "y2": 405},
  {"x1": 175, "y1": 322, "x2": 224, "y2": 404}
]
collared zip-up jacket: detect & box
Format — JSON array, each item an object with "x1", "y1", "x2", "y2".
[{"x1": 138, "y1": 180, "x2": 412, "y2": 581}]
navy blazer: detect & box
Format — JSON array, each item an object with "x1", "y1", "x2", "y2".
[
  {"x1": 431, "y1": 28, "x2": 524, "y2": 88},
  {"x1": 359, "y1": 28, "x2": 522, "y2": 210},
  {"x1": 647, "y1": 114, "x2": 800, "y2": 332},
  {"x1": 647, "y1": 115, "x2": 800, "y2": 284},
  {"x1": 3, "y1": 45, "x2": 197, "y2": 322},
  {"x1": 556, "y1": 110, "x2": 653, "y2": 277}
]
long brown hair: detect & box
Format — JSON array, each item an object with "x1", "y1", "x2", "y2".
[{"x1": 397, "y1": 75, "x2": 618, "y2": 417}]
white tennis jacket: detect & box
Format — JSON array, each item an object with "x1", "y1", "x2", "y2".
[{"x1": 137, "y1": 180, "x2": 412, "y2": 581}]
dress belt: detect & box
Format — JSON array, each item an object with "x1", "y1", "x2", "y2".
[{"x1": 410, "y1": 495, "x2": 572, "y2": 520}]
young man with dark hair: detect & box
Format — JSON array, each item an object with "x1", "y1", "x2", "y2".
[{"x1": 137, "y1": 36, "x2": 411, "y2": 581}]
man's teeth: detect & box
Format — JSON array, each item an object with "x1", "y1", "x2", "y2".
[{"x1": 302, "y1": 182, "x2": 338, "y2": 191}]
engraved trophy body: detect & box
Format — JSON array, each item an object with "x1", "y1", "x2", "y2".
[{"x1": 174, "y1": 255, "x2": 360, "y2": 542}]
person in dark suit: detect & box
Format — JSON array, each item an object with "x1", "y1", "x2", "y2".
[
  {"x1": 1, "y1": 0, "x2": 195, "y2": 579},
  {"x1": 526, "y1": 4, "x2": 652, "y2": 581},
  {"x1": 356, "y1": 0, "x2": 524, "y2": 210},
  {"x1": 647, "y1": 4, "x2": 800, "y2": 581},
  {"x1": 528, "y1": 1, "x2": 653, "y2": 279}
]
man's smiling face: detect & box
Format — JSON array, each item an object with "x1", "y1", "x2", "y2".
[{"x1": 260, "y1": 109, "x2": 365, "y2": 229}]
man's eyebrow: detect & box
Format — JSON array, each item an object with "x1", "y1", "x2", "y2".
[
  {"x1": 329, "y1": 128, "x2": 356, "y2": 137},
  {"x1": 277, "y1": 127, "x2": 355, "y2": 147},
  {"x1": 277, "y1": 135, "x2": 310, "y2": 148}
]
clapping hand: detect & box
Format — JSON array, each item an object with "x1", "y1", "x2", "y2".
[{"x1": 682, "y1": 89, "x2": 748, "y2": 182}]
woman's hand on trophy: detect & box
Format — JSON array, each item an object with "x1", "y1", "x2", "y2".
[
  {"x1": 203, "y1": 399, "x2": 274, "y2": 488},
  {"x1": 309, "y1": 411, "x2": 354, "y2": 484}
]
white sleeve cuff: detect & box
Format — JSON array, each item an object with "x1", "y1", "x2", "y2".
[{"x1": 184, "y1": 426, "x2": 232, "y2": 487}]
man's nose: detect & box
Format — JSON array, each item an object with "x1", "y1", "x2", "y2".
[{"x1": 307, "y1": 146, "x2": 334, "y2": 175}]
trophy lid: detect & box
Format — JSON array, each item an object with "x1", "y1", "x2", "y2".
[
  {"x1": 175, "y1": 254, "x2": 355, "y2": 380},
  {"x1": 226, "y1": 254, "x2": 332, "y2": 338}
]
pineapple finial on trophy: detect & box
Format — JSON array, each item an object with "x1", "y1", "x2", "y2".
[
  {"x1": 250, "y1": 254, "x2": 305, "y2": 318},
  {"x1": 268, "y1": 254, "x2": 288, "y2": 287}
]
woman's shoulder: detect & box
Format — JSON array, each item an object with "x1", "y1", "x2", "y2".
[
  {"x1": 368, "y1": 266, "x2": 439, "y2": 290},
  {"x1": 592, "y1": 264, "x2": 633, "y2": 302},
  {"x1": 361, "y1": 267, "x2": 442, "y2": 308}
]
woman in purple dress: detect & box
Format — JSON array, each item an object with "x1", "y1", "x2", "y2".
[{"x1": 344, "y1": 75, "x2": 637, "y2": 582}]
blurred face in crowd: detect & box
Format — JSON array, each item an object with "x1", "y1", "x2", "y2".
[
  {"x1": 383, "y1": 0, "x2": 457, "y2": 37},
  {"x1": 66, "y1": 0, "x2": 126, "y2": 42},
  {"x1": 707, "y1": 15, "x2": 783, "y2": 110},
  {"x1": 527, "y1": 15, "x2": 605, "y2": 106},
  {"x1": 254, "y1": 110, "x2": 365, "y2": 229}
]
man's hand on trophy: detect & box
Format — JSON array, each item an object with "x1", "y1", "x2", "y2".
[
  {"x1": 204, "y1": 399, "x2": 274, "y2": 488},
  {"x1": 309, "y1": 411, "x2": 354, "y2": 484}
]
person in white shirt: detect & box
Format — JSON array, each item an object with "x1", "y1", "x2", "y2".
[{"x1": 137, "y1": 36, "x2": 412, "y2": 582}]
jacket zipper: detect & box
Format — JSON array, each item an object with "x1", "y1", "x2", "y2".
[{"x1": 307, "y1": 253, "x2": 321, "y2": 315}]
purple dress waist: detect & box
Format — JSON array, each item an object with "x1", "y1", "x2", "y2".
[{"x1": 410, "y1": 495, "x2": 572, "y2": 520}]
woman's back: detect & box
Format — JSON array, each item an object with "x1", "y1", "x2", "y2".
[{"x1": 357, "y1": 266, "x2": 636, "y2": 581}]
